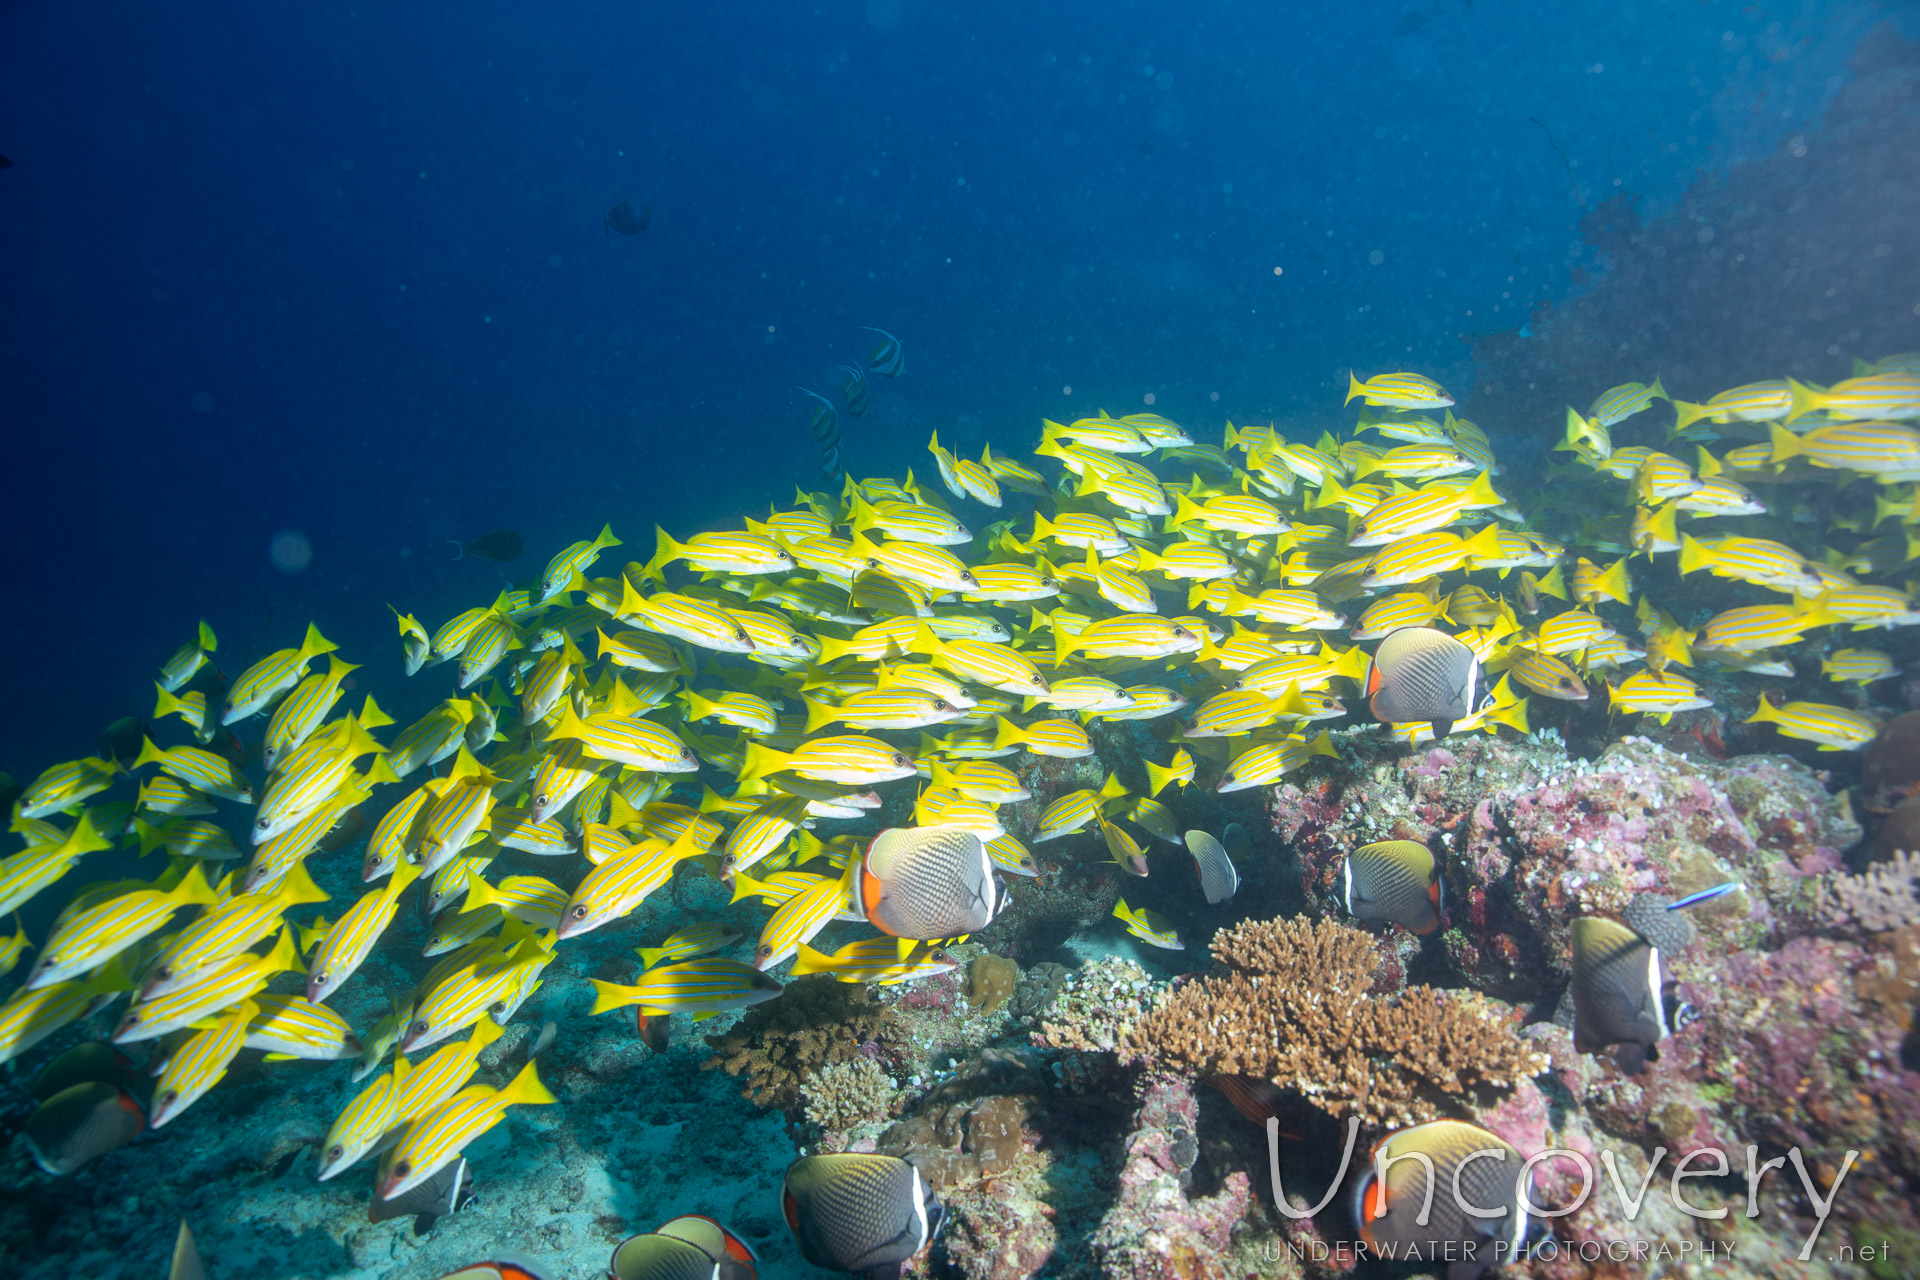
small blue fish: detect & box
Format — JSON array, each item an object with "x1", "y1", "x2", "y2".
[{"x1": 1667, "y1": 882, "x2": 1741, "y2": 911}]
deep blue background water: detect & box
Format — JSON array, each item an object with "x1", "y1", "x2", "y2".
[{"x1": 0, "y1": 0, "x2": 1899, "y2": 770}]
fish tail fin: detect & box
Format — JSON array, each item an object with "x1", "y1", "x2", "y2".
[
  {"x1": 1677, "y1": 533, "x2": 1713, "y2": 576},
  {"x1": 458, "y1": 867, "x2": 500, "y2": 913},
  {"x1": 277, "y1": 859, "x2": 330, "y2": 907},
  {"x1": 1305, "y1": 731, "x2": 1338, "y2": 760},
  {"x1": 301, "y1": 623, "x2": 339, "y2": 660},
  {"x1": 1112, "y1": 897, "x2": 1134, "y2": 923},
  {"x1": 1492, "y1": 698, "x2": 1530, "y2": 734},
  {"x1": 1694, "y1": 445, "x2": 1722, "y2": 478},
  {"x1": 467, "y1": 1013, "x2": 505, "y2": 1051},
  {"x1": 1647, "y1": 374, "x2": 1668, "y2": 402},
  {"x1": 132, "y1": 818, "x2": 166, "y2": 857},
  {"x1": 265, "y1": 924, "x2": 301, "y2": 972},
  {"x1": 1029, "y1": 510, "x2": 1055, "y2": 543},
  {"x1": 1052, "y1": 613, "x2": 1081, "y2": 664},
  {"x1": 801, "y1": 696, "x2": 840, "y2": 735},
  {"x1": 636, "y1": 945, "x2": 667, "y2": 969},
  {"x1": 1744, "y1": 700, "x2": 1780, "y2": 726},
  {"x1": 1670, "y1": 398, "x2": 1711, "y2": 431},
  {"x1": 1598, "y1": 559, "x2": 1631, "y2": 603},
  {"x1": 1463, "y1": 470, "x2": 1500, "y2": 508},
  {"x1": 496, "y1": 1057, "x2": 557, "y2": 1107},
  {"x1": 198, "y1": 619, "x2": 218, "y2": 652},
  {"x1": 736, "y1": 743, "x2": 792, "y2": 783},
  {"x1": 646, "y1": 525, "x2": 683, "y2": 585},
  {"x1": 1344, "y1": 370, "x2": 1365, "y2": 405},
  {"x1": 904, "y1": 622, "x2": 944, "y2": 660},
  {"x1": 815, "y1": 635, "x2": 852, "y2": 665},
  {"x1": 153, "y1": 685, "x2": 189, "y2": 722},
  {"x1": 990, "y1": 717, "x2": 1026, "y2": 751},
  {"x1": 678, "y1": 690, "x2": 717, "y2": 724},
  {"x1": 588, "y1": 979, "x2": 640, "y2": 1017},
  {"x1": 1536, "y1": 564, "x2": 1568, "y2": 600},
  {"x1": 1461, "y1": 522, "x2": 1504, "y2": 565},
  {"x1": 1097, "y1": 772, "x2": 1131, "y2": 802},
  {"x1": 791, "y1": 943, "x2": 833, "y2": 976},
  {"x1": 133, "y1": 736, "x2": 166, "y2": 770},
  {"x1": 1144, "y1": 761, "x2": 1175, "y2": 798},
  {"x1": 1171, "y1": 492, "x2": 1205, "y2": 529},
  {"x1": 595, "y1": 523, "x2": 623, "y2": 551},
  {"x1": 172, "y1": 860, "x2": 219, "y2": 907},
  {"x1": 1784, "y1": 377, "x2": 1825, "y2": 424},
  {"x1": 1768, "y1": 421, "x2": 1804, "y2": 463}
]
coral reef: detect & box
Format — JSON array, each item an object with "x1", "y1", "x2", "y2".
[
  {"x1": 701, "y1": 974, "x2": 898, "y2": 1111},
  {"x1": 1083, "y1": 1074, "x2": 1250, "y2": 1280},
  {"x1": 1822, "y1": 848, "x2": 1920, "y2": 934},
  {"x1": 800, "y1": 1058, "x2": 897, "y2": 1135},
  {"x1": 1008, "y1": 961, "x2": 1070, "y2": 1022},
  {"x1": 1863, "y1": 710, "x2": 1920, "y2": 812},
  {"x1": 962, "y1": 953, "x2": 1020, "y2": 1015},
  {"x1": 1274, "y1": 733, "x2": 1859, "y2": 1000},
  {"x1": 1032, "y1": 957, "x2": 1160, "y2": 1056},
  {"x1": 1123, "y1": 916, "x2": 1548, "y2": 1127}
]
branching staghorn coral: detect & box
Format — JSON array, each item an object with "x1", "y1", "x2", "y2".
[{"x1": 1120, "y1": 916, "x2": 1548, "y2": 1128}]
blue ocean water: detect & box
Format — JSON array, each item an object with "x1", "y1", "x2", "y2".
[
  {"x1": 3, "y1": 5, "x2": 1919, "y2": 1278},
  {"x1": 0, "y1": 0, "x2": 1893, "y2": 772}
]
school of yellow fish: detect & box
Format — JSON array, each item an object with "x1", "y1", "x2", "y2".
[{"x1": 2, "y1": 355, "x2": 1916, "y2": 1205}]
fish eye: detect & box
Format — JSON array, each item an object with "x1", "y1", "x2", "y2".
[
  {"x1": 535, "y1": 793, "x2": 550, "y2": 806},
  {"x1": 314, "y1": 971, "x2": 329, "y2": 984},
  {"x1": 125, "y1": 1013, "x2": 141, "y2": 1025},
  {"x1": 893, "y1": 754, "x2": 910, "y2": 766},
  {"x1": 394, "y1": 1161, "x2": 411, "y2": 1178},
  {"x1": 161, "y1": 1090, "x2": 177, "y2": 1104},
  {"x1": 411, "y1": 1020, "x2": 429, "y2": 1036},
  {"x1": 736, "y1": 630, "x2": 751, "y2": 642},
  {"x1": 570, "y1": 905, "x2": 588, "y2": 920},
  {"x1": 866, "y1": 558, "x2": 883, "y2": 569},
  {"x1": 327, "y1": 1145, "x2": 343, "y2": 1160}
]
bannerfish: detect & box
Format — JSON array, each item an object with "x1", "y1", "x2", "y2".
[
  {"x1": 1352, "y1": 1120, "x2": 1530, "y2": 1277},
  {"x1": 23, "y1": 1081, "x2": 146, "y2": 1174},
  {"x1": 1364, "y1": 625, "x2": 1482, "y2": 736},
  {"x1": 799, "y1": 388, "x2": 843, "y2": 479},
  {"x1": 448, "y1": 530, "x2": 525, "y2": 563},
  {"x1": 859, "y1": 327, "x2": 905, "y2": 378},
  {"x1": 1565, "y1": 915, "x2": 1680, "y2": 1074},
  {"x1": 1342, "y1": 840, "x2": 1445, "y2": 934},
  {"x1": 1182, "y1": 830, "x2": 1239, "y2": 904},
  {"x1": 858, "y1": 826, "x2": 1006, "y2": 940},
  {"x1": 369, "y1": 1156, "x2": 475, "y2": 1236},
  {"x1": 605, "y1": 199, "x2": 651, "y2": 236},
  {"x1": 783, "y1": 1153, "x2": 942, "y2": 1277}
]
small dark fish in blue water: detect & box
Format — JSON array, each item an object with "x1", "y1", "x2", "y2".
[
  {"x1": 370, "y1": 1156, "x2": 475, "y2": 1235},
  {"x1": 448, "y1": 530, "x2": 525, "y2": 563},
  {"x1": 0, "y1": 155, "x2": 11, "y2": 170},
  {"x1": 839, "y1": 364, "x2": 871, "y2": 418},
  {"x1": 96, "y1": 716, "x2": 146, "y2": 766},
  {"x1": 798, "y1": 388, "x2": 842, "y2": 479},
  {"x1": 605, "y1": 199, "x2": 651, "y2": 236},
  {"x1": 859, "y1": 327, "x2": 905, "y2": 378}
]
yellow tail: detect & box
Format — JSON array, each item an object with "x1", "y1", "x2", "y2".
[{"x1": 1784, "y1": 378, "x2": 1826, "y2": 425}]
